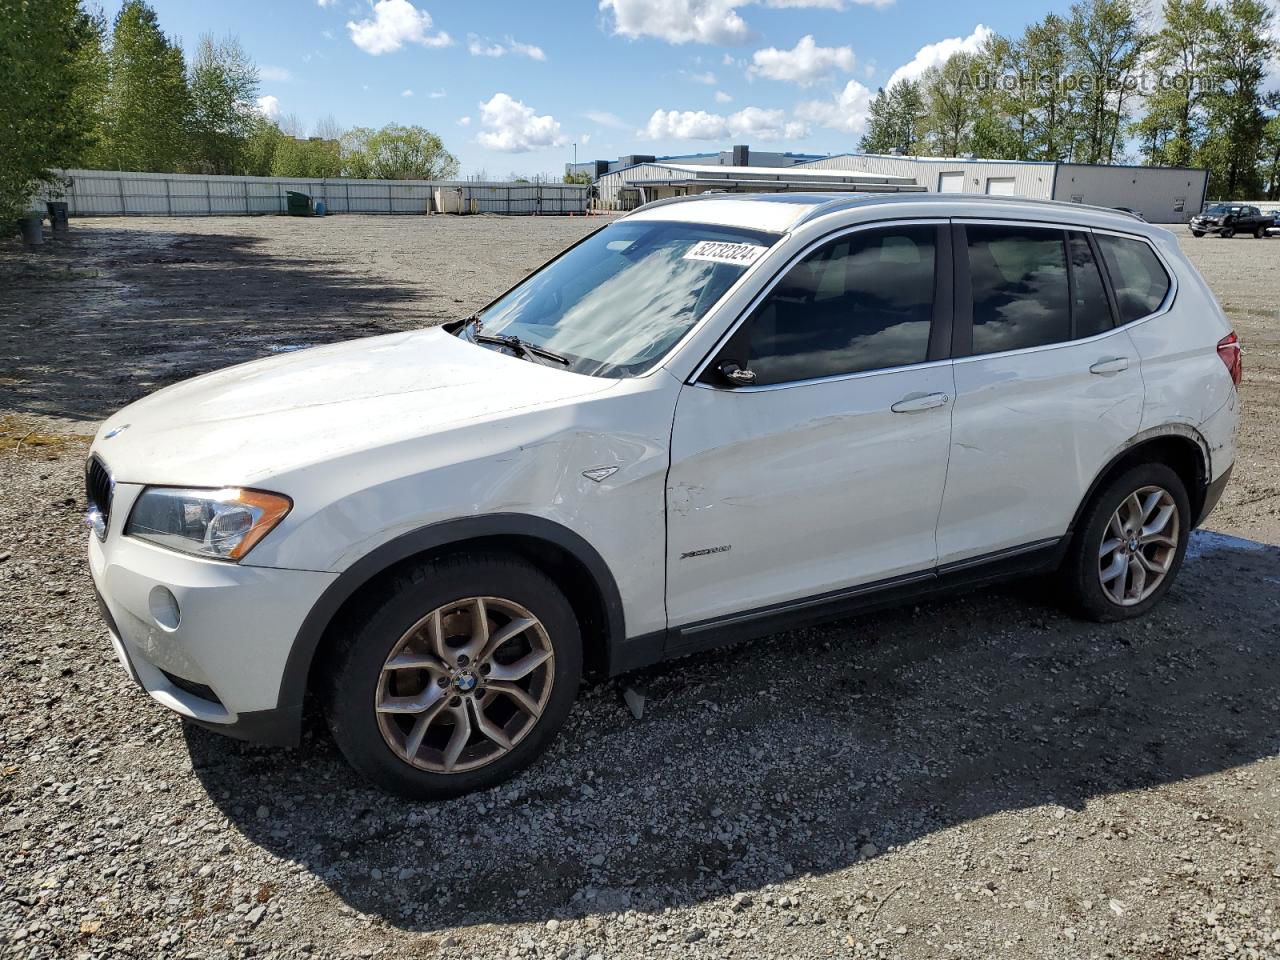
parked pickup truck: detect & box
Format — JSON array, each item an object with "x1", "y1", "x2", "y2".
[{"x1": 1190, "y1": 203, "x2": 1275, "y2": 238}]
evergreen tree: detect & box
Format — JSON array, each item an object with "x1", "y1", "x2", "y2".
[{"x1": 102, "y1": 0, "x2": 191, "y2": 171}]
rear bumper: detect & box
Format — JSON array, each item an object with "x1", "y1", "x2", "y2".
[{"x1": 1197, "y1": 463, "x2": 1233, "y2": 527}]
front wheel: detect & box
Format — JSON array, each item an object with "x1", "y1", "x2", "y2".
[
  {"x1": 1221, "y1": 227, "x2": 1235, "y2": 239},
  {"x1": 1191, "y1": 230, "x2": 1205, "y2": 238},
  {"x1": 323, "y1": 554, "x2": 582, "y2": 798},
  {"x1": 1061, "y1": 463, "x2": 1191, "y2": 622}
]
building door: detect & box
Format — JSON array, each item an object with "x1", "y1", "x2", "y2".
[
  {"x1": 939, "y1": 172, "x2": 965, "y2": 193},
  {"x1": 985, "y1": 177, "x2": 1018, "y2": 196}
]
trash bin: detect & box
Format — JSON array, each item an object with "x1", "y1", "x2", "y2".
[
  {"x1": 286, "y1": 191, "x2": 311, "y2": 216},
  {"x1": 46, "y1": 201, "x2": 69, "y2": 233},
  {"x1": 314, "y1": 199, "x2": 326, "y2": 216},
  {"x1": 17, "y1": 214, "x2": 43, "y2": 248}
]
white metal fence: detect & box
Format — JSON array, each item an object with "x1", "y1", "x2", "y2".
[{"x1": 37, "y1": 169, "x2": 590, "y2": 217}]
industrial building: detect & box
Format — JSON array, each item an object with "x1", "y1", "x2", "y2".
[
  {"x1": 586, "y1": 144, "x2": 1209, "y2": 223},
  {"x1": 796, "y1": 153, "x2": 1209, "y2": 223},
  {"x1": 566, "y1": 144, "x2": 824, "y2": 181},
  {"x1": 592, "y1": 159, "x2": 923, "y2": 209}
]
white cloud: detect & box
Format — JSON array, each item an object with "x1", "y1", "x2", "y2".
[
  {"x1": 321, "y1": 29, "x2": 334, "y2": 40},
  {"x1": 316, "y1": 0, "x2": 338, "y2": 6},
  {"x1": 599, "y1": 0, "x2": 891, "y2": 46},
  {"x1": 585, "y1": 110, "x2": 629, "y2": 128},
  {"x1": 429, "y1": 89, "x2": 447, "y2": 98},
  {"x1": 476, "y1": 93, "x2": 568, "y2": 152},
  {"x1": 749, "y1": 34, "x2": 855, "y2": 86},
  {"x1": 401, "y1": 88, "x2": 414, "y2": 97},
  {"x1": 259, "y1": 65, "x2": 293, "y2": 82},
  {"x1": 641, "y1": 105, "x2": 807, "y2": 140},
  {"x1": 347, "y1": 0, "x2": 451, "y2": 55},
  {"x1": 714, "y1": 90, "x2": 732, "y2": 103},
  {"x1": 255, "y1": 94, "x2": 282, "y2": 120},
  {"x1": 795, "y1": 78, "x2": 873, "y2": 133},
  {"x1": 458, "y1": 116, "x2": 472, "y2": 126},
  {"x1": 886, "y1": 24, "x2": 992, "y2": 88},
  {"x1": 467, "y1": 34, "x2": 546, "y2": 60},
  {"x1": 687, "y1": 70, "x2": 717, "y2": 84}
]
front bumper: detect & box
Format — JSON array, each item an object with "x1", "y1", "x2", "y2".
[{"x1": 89, "y1": 483, "x2": 337, "y2": 745}]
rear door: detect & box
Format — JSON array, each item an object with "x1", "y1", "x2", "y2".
[
  {"x1": 665, "y1": 221, "x2": 955, "y2": 629},
  {"x1": 935, "y1": 221, "x2": 1144, "y2": 564}
]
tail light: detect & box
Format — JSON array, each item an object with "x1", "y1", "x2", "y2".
[{"x1": 1217, "y1": 332, "x2": 1242, "y2": 386}]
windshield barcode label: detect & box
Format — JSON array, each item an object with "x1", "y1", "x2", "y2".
[{"x1": 683, "y1": 240, "x2": 767, "y2": 266}]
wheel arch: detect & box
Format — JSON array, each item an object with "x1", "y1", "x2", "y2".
[
  {"x1": 277, "y1": 515, "x2": 626, "y2": 730},
  {"x1": 1068, "y1": 426, "x2": 1211, "y2": 538}
]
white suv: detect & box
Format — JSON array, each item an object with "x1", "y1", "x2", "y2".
[{"x1": 87, "y1": 194, "x2": 1240, "y2": 798}]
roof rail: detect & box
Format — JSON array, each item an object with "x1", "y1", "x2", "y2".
[{"x1": 793, "y1": 192, "x2": 1148, "y2": 226}]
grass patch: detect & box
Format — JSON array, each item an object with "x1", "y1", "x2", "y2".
[{"x1": 0, "y1": 416, "x2": 91, "y2": 456}]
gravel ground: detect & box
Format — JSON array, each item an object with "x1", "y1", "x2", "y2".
[{"x1": 1, "y1": 216, "x2": 1278, "y2": 960}]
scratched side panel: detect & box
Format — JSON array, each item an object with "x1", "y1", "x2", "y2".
[{"x1": 251, "y1": 376, "x2": 680, "y2": 639}]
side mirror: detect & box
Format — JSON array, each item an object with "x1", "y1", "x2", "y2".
[{"x1": 718, "y1": 360, "x2": 757, "y2": 387}]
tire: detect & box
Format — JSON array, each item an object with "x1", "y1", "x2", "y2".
[
  {"x1": 1255, "y1": 226, "x2": 1266, "y2": 239},
  {"x1": 322, "y1": 553, "x2": 582, "y2": 799},
  {"x1": 1061, "y1": 463, "x2": 1191, "y2": 623},
  {"x1": 1221, "y1": 227, "x2": 1235, "y2": 239},
  {"x1": 1191, "y1": 231, "x2": 1205, "y2": 238}
]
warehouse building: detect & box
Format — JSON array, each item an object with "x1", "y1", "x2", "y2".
[
  {"x1": 566, "y1": 144, "x2": 824, "y2": 181},
  {"x1": 796, "y1": 153, "x2": 1209, "y2": 223},
  {"x1": 592, "y1": 159, "x2": 923, "y2": 210}
]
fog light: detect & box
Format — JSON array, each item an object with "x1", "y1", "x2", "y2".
[{"x1": 148, "y1": 586, "x2": 181, "y2": 631}]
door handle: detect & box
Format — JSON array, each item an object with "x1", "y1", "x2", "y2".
[
  {"x1": 891, "y1": 392, "x2": 950, "y2": 413},
  {"x1": 1089, "y1": 357, "x2": 1130, "y2": 375}
]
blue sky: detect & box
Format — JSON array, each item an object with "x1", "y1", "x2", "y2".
[{"x1": 104, "y1": 0, "x2": 1091, "y2": 175}]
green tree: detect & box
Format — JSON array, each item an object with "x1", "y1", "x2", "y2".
[
  {"x1": 101, "y1": 0, "x2": 191, "y2": 171},
  {"x1": 859, "y1": 87, "x2": 896, "y2": 153},
  {"x1": 1021, "y1": 14, "x2": 1075, "y2": 160},
  {"x1": 1261, "y1": 107, "x2": 1280, "y2": 200},
  {"x1": 270, "y1": 136, "x2": 341, "y2": 178},
  {"x1": 1065, "y1": 0, "x2": 1149, "y2": 164},
  {"x1": 1197, "y1": 0, "x2": 1272, "y2": 197},
  {"x1": 243, "y1": 115, "x2": 284, "y2": 177},
  {"x1": 187, "y1": 33, "x2": 259, "y2": 174},
  {"x1": 920, "y1": 53, "x2": 981, "y2": 156},
  {"x1": 341, "y1": 124, "x2": 459, "y2": 180},
  {"x1": 1132, "y1": 0, "x2": 1212, "y2": 166},
  {"x1": 0, "y1": 0, "x2": 102, "y2": 221}
]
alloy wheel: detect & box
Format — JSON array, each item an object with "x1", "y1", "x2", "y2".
[
  {"x1": 375, "y1": 597, "x2": 554, "y2": 773},
  {"x1": 1097, "y1": 485, "x2": 1180, "y2": 606}
]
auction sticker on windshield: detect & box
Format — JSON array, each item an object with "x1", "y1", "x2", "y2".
[{"x1": 683, "y1": 240, "x2": 768, "y2": 267}]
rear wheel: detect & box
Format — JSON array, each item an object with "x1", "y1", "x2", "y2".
[
  {"x1": 323, "y1": 554, "x2": 582, "y2": 798},
  {"x1": 1221, "y1": 227, "x2": 1235, "y2": 238},
  {"x1": 1062, "y1": 463, "x2": 1190, "y2": 622},
  {"x1": 1255, "y1": 226, "x2": 1267, "y2": 239}
]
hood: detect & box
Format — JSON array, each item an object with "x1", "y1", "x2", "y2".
[{"x1": 92, "y1": 328, "x2": 615, "y2": 486}]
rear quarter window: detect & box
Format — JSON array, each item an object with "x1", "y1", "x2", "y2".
[{"x1": 1095, "y1": 234, "x2": 1171, "y2": 323}]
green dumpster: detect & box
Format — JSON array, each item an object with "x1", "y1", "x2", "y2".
[{"x1": 286, "y1": 191, "x2": 311, "y2": 216}]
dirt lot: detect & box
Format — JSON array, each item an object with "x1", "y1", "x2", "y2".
[{"x1": 1, "y1": 216, "x2": 1278, "y2": 960}]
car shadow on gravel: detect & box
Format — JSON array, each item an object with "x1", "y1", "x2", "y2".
[
  {"x1": 0, "y1": 228, "x2": 426, "y2": 423},
  {"x1": 186, "y1": 531, "x2": 1280, "y2": 932}
]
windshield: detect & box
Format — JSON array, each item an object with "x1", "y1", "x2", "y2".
[
  {"x1": 1204, "y1": 204, "x2": 1235, "y2": 215},
  {"x1": 462, "y1": 220, "x2": 780, "y2": 378}
]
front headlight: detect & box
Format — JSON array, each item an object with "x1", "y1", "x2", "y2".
[{"x1": 125, "y1": 487, "x2": 292, "y2": 561}]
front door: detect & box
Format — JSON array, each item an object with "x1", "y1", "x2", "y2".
[{"x1": 665, "y1": 221, "x2": 956, "y2": 629}]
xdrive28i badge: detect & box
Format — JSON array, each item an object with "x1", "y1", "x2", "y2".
[{"x1": 680, "y1": 545, "x2": 732, "y2": 560}]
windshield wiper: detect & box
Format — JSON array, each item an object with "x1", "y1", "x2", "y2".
[{"x1": 473, "y1": 333, "x2": 570, "y2": 367}]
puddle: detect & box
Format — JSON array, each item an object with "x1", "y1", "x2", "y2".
[{"x1": 1186, "y1": 529, "x2": 1279, "y2": 560}]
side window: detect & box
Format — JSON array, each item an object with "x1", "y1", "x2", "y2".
[
  {"x1": 966, "y1": 225, "x2": 1069, "y2": 354},
  {"x1": 1068, "y1": 232, "x2": 1113, "y2": 338},
  {"x1": 1095, "y1": 234, "x2": 1171, "y2": 323},
  {"x1": 744, "y1": 225, "x2": 936, "y2": 386}
]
